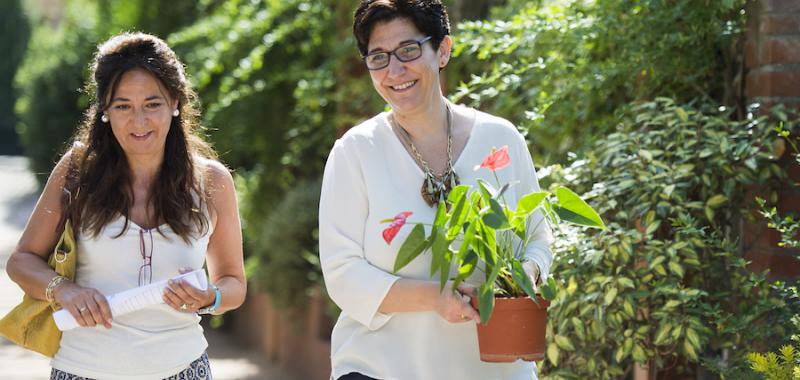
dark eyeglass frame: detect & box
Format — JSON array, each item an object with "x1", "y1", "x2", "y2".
[
  {"x1": 362, "y1": 36, "x2": 433, "y2": 71},
  {"x1": 138, "y1": 228, "x2": 153, "y2": 286}
]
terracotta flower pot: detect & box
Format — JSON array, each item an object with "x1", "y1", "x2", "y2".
[{"x1": 471, "y1": 296, "x2": 550, "y2": 363}]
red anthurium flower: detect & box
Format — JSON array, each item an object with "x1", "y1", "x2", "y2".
[
  {"x1": 474, "y1": 145, "x2": 511, "y2": 171},
  {"x1": 382, "y1": 211, "x2": 413, "y2": 244}
]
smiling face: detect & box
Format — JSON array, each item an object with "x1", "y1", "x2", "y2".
[
  {"x1": 367, "y1": 17, "x2": 451, "y2": 117},
  {"x1": 105, "y1": 68, "x2": 177, "y2": 159}
]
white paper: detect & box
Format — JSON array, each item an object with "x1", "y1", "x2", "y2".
[{"x1": 53, "y1": 269, "x2": 208, "y2": 331}]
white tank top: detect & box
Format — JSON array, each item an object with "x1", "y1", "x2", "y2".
[{"x1": 51, "y1": 215, "x2": 213, "y2": 379}]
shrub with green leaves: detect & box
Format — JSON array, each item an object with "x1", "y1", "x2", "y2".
[
  {"x1": 748, "y1": 305, "x2": 800, "y2": 380},
  {"x1": 14, "y1": 0, "x2": 97, "y2": 182},
  {"x1": 243, "y1": 177, "x2": 323, "y2": 309},
  {"x1": 749, "y1": 345, "x2": 800, "y2": 380},
  {"x1": 449, "y1": 0, "x2": 746, "y2": 164},
  {"x1": 0, "y1": 0, "x2": 29, "y2": 154},
  {"x1": 539, "y1": 98, "x2": 798, "y2": 379}
]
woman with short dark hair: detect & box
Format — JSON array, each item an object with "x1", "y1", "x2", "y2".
[
  {"x1": 319, "y1": 1, "x2": 553, "y2": 379},
  {"x1": 6, "y1": 32, "x2": 246, "y2": 379}
]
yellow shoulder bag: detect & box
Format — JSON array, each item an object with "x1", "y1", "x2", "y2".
[{"x1": 0, "y1": 219, "x2": 77, "y2": 357}]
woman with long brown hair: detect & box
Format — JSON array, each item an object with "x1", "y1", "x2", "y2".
[{"x1": 6, "y1": 32, "x2": 246, "y2": 379}]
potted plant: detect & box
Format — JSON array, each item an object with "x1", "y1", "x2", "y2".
[{"x1": 382, "y1": 146, "x2": 604, "y2": 362}]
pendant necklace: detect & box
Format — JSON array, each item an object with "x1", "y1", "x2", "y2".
[{"x1": 392, "y1": 104, "x2": 460, "y2": 207}]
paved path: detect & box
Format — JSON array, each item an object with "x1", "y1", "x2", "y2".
[{"x1": 0, "y1": 156, "x2": 292, "y2": 380}]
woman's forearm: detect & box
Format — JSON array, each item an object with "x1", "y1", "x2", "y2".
[
  {"x1": 6, "y1": 251, "x2": 60, "y2": 301},
  {"x1": 377, "y1": 278, "x2": 439, "y2": 314},
  {"x1": 211, "y1": 275, "x2": 247, "y2": 314}
]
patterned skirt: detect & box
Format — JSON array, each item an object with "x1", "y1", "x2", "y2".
[{"x1": 50, "y1": 352, "x2": 211, "y2": 380}]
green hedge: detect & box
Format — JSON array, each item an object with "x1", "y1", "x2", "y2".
[
  {"x1": 541, "y1": 98, "x2": 798, "y2": 379},
  {"x1": 449, "y1": 0, "x2": 746, "y2": 164},
  {"x1": 0, "y1": 0, "x2": 29, "y2": 154},
  {"x1": 243, "y1": 177, "x2": 322, "y2": 309}
]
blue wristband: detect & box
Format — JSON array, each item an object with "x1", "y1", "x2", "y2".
[
  {"x1": 211, "y1": 284, "x2": 221, "y2": 312},
  {"x1": 197, "y1": 284, "x2": 221, "y2": 315}
]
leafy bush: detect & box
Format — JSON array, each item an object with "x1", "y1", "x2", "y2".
[
  {"x1": 449, "y1": 0, "x2": 746, "y2": 164},
  {"x1": 539, "y1": 98, "x2": 798, "y2": 379},
  {"x1": 0, "y1": 0, "x2": 30, "y2": 154},
  {"x1": 749, "y1": 345, "x2": 800, "y2": 380},
  {"x1": 14, "y1": 0, "x2": 97, "y2": 182},
  {"x1": 758, "y1": 119, "x2": 800, "y2": 249},
  {"x1": 170, "y1": 1, "x2": 380, "y2": 211},
  {"x1": 748, "y1": 305, "x2": 800, "y2": 380},
  {"x1": 243, "y1": 177, "x2": 322, "y2": 309}
]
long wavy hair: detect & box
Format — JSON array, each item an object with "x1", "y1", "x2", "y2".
[{"x1": 64, "y1": 32, "x2": 216, "y2": 243}]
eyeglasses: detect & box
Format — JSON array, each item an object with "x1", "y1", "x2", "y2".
[
  {"x1": 138, "y1": 229, "x2": 153, "y2": 286},
  {"x1": 363, "y1": 36, "x2": 433, "y2": 70}
]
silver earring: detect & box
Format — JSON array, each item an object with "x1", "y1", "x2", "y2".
[
  {"x1": 101, "y1": 114, "x2": 109, "y2": 123},
  {"x1": 172, "y1": 109, "x2": 180, "y2": 117}
]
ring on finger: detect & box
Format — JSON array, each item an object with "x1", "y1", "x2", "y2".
[
  {"x1": 180, "y1": 303, "x2": 188, "y2": 310},
  {"x1": 79, "y1": 306, "x2": 88, "y2": 313}
]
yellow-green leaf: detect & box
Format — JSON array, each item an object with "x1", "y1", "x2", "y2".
[
  {"x1": 547, "y1": 344, "x2": 560, "y2": 366},
  {"x1": 604, "y1": 287, "x2": 618, "y2": 306},
  {"x1": 684, "y1": 339, "x2": 698, "y2": 360},
  {"x1": 706, "y1": 194, "x2": 728, "y2": 208},
  {"x1": 668, "y1": 261, "x2": 685, "y2": 277},
  {"x1": 555, "y1": 335, "x2": 575, "y2": 351}
]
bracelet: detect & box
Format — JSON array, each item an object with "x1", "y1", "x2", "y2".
[
  {"x1": 211, "y1": 284, "x2": 221, "y2": 312},
  {"x1": 45, "y1": 275, "x2": 68, "y2": 304},
  {"x1": 197, "y1": 284, "x2": 221, "y2": 315}
]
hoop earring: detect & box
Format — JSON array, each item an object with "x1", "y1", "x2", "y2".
[
  {"x1": 101, "y1": 114, "x2": 109, "y2": 123},
  {"x1": 172, "y1": 109, "x2": 180, "y2": 117}
]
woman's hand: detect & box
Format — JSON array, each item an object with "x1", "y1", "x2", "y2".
[
  {"x1": 162, "y1": 268, "x2": 214, "y2": 313},
  {"x1": 53, "y1": 281, "x2": 112, "y2": 329},
  {"x1": 434, "y1": 282, "x2": 480, "y2": 324}
]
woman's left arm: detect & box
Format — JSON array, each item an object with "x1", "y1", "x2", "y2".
[
  {"x1": 202, "y1": 161, "x2": 246, "y2": 313},
  {"x1": 163, "y1": 160, "x2": 246, "y2": 314}
]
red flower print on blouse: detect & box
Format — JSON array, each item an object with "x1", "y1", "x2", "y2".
[{"x1": 382, "y1": 211, "x2": 413, "y2": 244}]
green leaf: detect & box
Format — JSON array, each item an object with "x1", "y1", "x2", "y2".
[
  {"x1": 632, "y1": 344, "x2": 647, "y2": 363},
  {"x1": 510, "y1": 259, "x2": 537, "y2": 300},
  {"x1": 675, "y1": 107, "x2": 689, "y2": 122},
  {"x1": 540, "y1": 277, "x2": 558, "y2": 300},
  {"x1": 554, "y1": 187, "x2": 605, "y2": 229},
  {"x1": 446, "y1": 184, "x2": 470, "y2": 204},
  {"x1": 683, "y1": 339, "x2": 698, "y2": 360},
  {"x1": 668, "y1": 261, "x2": 685, "y2": 277},
  {"x1": 477, "y1": 179, "x2": 496, "y2": 203},
  {"x1": 654, "y1": 322, "x2": 672, "y2": 345},
  {"x1": 685, "y1": 328, "x2": 700, "y2": 348},
  {"x1": 706, "y1": 194, "x2": 728, "y2": 208},
  {"x1": 429, "y1": 228, "x2": 448, "y2": 278},
  {"x1": 447, "y1": 189, "x2": 469, "y2": 239},
  {"x1": 393, "y1": 224, "x2": 428, "y2": 273},
  {"x1": 433, "y1": 200, "x2": 447, "y2": 227},
  {"x1": 482, "y1": 198, "x2": 510, "y2": 229},
  {"x1": 515, "y1": 191, "x2": 548, "y2": 219},
  {"x1": 454, "y1": 250, "x2": 478, "y2": 290},
  {"x1": 547, "y1": 344, "x2": 559, "y2": 366},
  {"x1": 555, "y1": 335, "x2": 575, "y2": 351},
  {"x1": 478, "y1": 282, "x2": 495, "y2": 325},
  {"x1": 604, "y1": 287, "x2": 618, "y2": 306}
]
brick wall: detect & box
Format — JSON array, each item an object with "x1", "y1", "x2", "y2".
[{"x1": 743, "y1": 0, "x2": 800, "y2": 279}]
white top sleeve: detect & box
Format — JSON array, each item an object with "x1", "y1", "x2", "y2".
[
  {"x1": 318, "y1": 140, "x2": 400, "y2": 330},
  {"x1": 512, "y1": 130, "x2": 554, "y2": 281}
]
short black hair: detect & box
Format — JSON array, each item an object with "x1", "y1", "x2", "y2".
[{"x1": 353, "y1": 0, "x2": 450, "y2": 56}]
